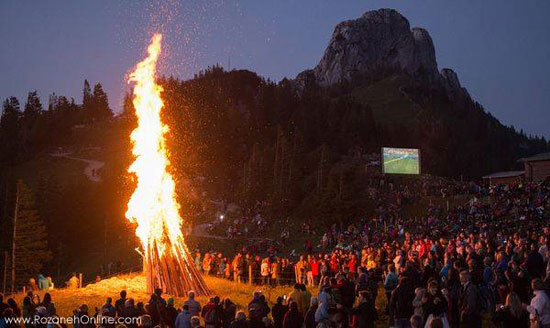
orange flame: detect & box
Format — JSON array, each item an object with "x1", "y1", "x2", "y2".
[
  {"x1": 125, "y1": 34, "x2": 210, "y2": 296},
  {"x1": 126, "y1": 33, "x2": 185, "y2": 260}
]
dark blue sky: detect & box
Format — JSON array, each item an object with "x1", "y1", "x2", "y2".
[{"x1": 1, "y1": 0, "x2": 549, "y2": 138}]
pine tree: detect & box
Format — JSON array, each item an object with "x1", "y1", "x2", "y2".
[
  {"x1": 20, "y1": 91, "x2": 44, "y2": 156},
  {"x1": 23, "y1": 91, "x2": 43, "y2": 120},
  {"x1": 92, "y1": 83, "x2": 112, "y2": 120},
  {"x1": 0, "y1": 97, "x2": 21, "y2": 164},
  {"x1": 13, "y1": 180, "x2": 52, "y2": 286},
  {"x1": 82, "y1": 80, "x2": 92, "y2": 121}
]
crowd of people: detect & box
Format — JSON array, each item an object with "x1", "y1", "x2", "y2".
[
  {"x1": 0, "y1": 179, "x2": 549, "y2": 328},
  {"x1": 192, "y1": 180, "x2": 550, "y2": 328}
]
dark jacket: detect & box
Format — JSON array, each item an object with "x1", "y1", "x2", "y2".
[
  {"x1": 282, "y1": 304, "x2": 303, "y2": 328},
  {"x1": 459, "y1": 282, "x2": 482, "y2": 328},
  {"x1": 349, "y1": 301, "x2": 378, "y2": 328},
  {"x1": 389, "y1": 283, "x2": 415, "y2": 319},
  {"x1": 423, "y1": 291, "x2": 448, "y2": 318},
  {"x1": 272, "y1": 303, "x2": 288, "y2": 328},
  {"x1": 162, "y1": 304, "x2": 179, "y2": 328},
  {"x1": 304, "y1": 304, "x2": 318, "y2": 328},
  {"x1": 222, "y1": 302, "x2": 236, "y2": 328},
  {"x1": 202, "y1": 302, "x2": 222, "y2": 328}
]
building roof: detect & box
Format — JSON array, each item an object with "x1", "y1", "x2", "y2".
[
  {"x1": 482, "y1": 170, "x2": 525, "y2": 179},
  {"x1": 519, "y1": 152, "x2": 550, "y2": 162}
]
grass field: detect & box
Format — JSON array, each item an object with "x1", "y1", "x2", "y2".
[
  {"x1": 10, "y1": 273, "x2": 299, "y2": 318},
  {"x1": 383, "y1": 151, "x2": 420, "y2": 175}
]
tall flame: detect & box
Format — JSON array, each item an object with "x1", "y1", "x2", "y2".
[{"x1": 126, "y1": 34, "x2": 209, "y2": 296}]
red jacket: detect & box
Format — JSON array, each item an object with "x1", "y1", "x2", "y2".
[{"x1": 311, "y1": 260, "x2": 320, "y2": 276}]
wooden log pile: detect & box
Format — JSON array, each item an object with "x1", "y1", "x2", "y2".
[{"x1": 144, "y1": 236, "x2": 210, "y2": 297}]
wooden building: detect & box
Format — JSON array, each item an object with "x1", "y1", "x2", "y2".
[
  {"x1": 482, "y1": 171, "x2": 524, "y2": 185},
  {"x1": 520, "y1": 152, "x2": 550, "y2": 182}
]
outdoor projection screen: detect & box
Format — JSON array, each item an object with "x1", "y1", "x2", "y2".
[{"x1": 382, "y1": 147, "x2": 421, "y2": 174}]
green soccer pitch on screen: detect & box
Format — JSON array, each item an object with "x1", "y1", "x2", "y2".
[{"x1": 382, "y1": 147, "x2": 420, "y2": 174}]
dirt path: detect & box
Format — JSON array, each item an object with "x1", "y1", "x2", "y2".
[{"x1": 50, "y1": 153, "x2": 105, "y2": 182}]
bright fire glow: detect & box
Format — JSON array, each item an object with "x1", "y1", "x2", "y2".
[{"x1": 126, "y1": 33, "x2": 187, "y2": 261}]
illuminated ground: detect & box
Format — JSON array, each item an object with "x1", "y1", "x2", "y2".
[{"x1": 12, "y1": 273, "x2": 298, "y2": 318}]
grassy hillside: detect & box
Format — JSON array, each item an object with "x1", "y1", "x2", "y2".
[
  {"x1": 349, "y1": 75, "x2": 423, "y2": 124},
  {"x1": 11, "y1": 274, "x2": 300, "y2": 318}
]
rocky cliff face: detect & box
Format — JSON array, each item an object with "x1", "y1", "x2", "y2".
[{"x1": 296, "y1": 9, "x2": 466, "y2": 98}]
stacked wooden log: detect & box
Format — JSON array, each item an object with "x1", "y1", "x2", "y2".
[{"x1": 144, "y1": 236, "x2": 210, "y2": 297}]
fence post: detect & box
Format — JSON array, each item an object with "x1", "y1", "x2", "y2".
[{"x1": 79, "y1": 273, "x2": 83, "y2": 288}]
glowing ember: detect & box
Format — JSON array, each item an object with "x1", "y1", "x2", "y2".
[{"x1": 126, "y1": 33, "x2": 210, "y2": 296}]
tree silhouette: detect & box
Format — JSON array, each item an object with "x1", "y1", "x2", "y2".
[
  {"x1": 92, "y1": 83, "x2": 112, "y2": 121},
  {"x1": 0, "y1": 97, "x2": 22, "y2": 164},
  {"x1": 13, "y1": 180, "x2": 52, "y2": 286}
]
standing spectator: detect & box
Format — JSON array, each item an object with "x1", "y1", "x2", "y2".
[
  {"x1": 303, "y1": 297, "x2": 318, "y2": 328},
  {"x1": 202, "y1": 297, "x2": 221, "y2": 328},
  {"x1": 185, "y1": 291, "x2": 202, "y2": 317},
  {"x1": 349, "y1": 291, "x2": 378, "y2": 328},
  {"x1": 261, "y1": 258, "x2": 270, "y2": 285},
  {"x1": 101, "y1": 297, "x2": 116, "y2": 317},
  {"x1": 272, "y1": 297, "x2": 288, "y2": 328},
  {"x1": 295, "y1": 256, "x2": 306, "y2": 284},
  {"x1": 492, "y1": 292, "x2": 528, "y2": 328},
  {"x1": 229, "y1": 312, "x2": 248, "y2": 328},
  {"x1": 283, "y1": 301, "x2": 303, "y2": 328},
  {"x1": 162, "y1": 298, "x2": 178, "y2": 328},
  {"x1": 422, "y1": 281, "x2": 449, "y2": 328},
  {"x1": 458, "y1": 271, "x2": 482, "y2": 328},
  {"x1": 221, "y1": 299, "x2": 236, "y2": 328},
  {"x1": 115, "y1": 290, "x2": 127, "y2": 317},
  {"x1": 384, "y1": 264, "x2": 399, "y2": 309},
  {"x1": 121, "y1": 299, "x2": 140, "y2": 328},
  {"x1": 311, "y1": 256, "x2": 320, "y2": 286},
  {"x1": 271, "y1": 259, "x2": 280, "y2": 286},
  {"x1": 389, "y1": 277, "x2": 415, "y2": 328},
  {"x1": 315, "y1": 288, "x2": 333, "y2": 327},
  {"x1": 526, "y1": 279, "x2": 550, "y2": 328},
  {"x1": 6, "y1": 298, "x2": 21, "y2": 318},
  {"x1": 175, "y1": 305, "x2": 192, "y2": 328}
]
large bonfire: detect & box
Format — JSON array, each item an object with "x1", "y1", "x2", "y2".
[{"x1": 126, "y1": 34, "x2": 210, "y2": 296}]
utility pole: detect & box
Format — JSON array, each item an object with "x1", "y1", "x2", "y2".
[{"x1": 11, "y1": 182, "x2": 20, "y2": 294}]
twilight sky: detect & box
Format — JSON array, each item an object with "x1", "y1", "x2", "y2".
[{"x1": 1, "y1": 0, "x2": 549, "y2": 138}]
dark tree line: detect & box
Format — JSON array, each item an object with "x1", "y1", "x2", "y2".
[
  {"x1": 149, "y1": 66, "x2": 548, "y2": 226},
  {"x1": 0, "y1": 80, "x2": 112, "y2": 165},
  {"x1": 0, "y1": 80, "x2": 113, "y2": 290}
]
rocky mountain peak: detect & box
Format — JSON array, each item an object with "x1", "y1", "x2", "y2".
[{"x1": 295, "y1": 9, "x2": 467, "y2": 99}]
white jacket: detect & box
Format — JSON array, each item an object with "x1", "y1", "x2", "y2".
[{"x1": 527, "y1": 291, "x2": 550, "y2": 325}]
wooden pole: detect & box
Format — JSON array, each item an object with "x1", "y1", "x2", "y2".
[
  {"x1": 2, "y1": 251, "x2": 8, "y2": 295},
  {"x1": 11, "y1": 182, "x2": 20, "y2": 294}
]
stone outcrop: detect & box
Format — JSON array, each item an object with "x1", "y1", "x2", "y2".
[{"x1": 295, "y1": 8, "x2": 468, "y2": 99}]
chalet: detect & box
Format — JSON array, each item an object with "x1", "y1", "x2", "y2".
[
  {"x1": 482, "y1": 171, "x2": 524, "y2": 186},
  {"x1": 520, "y1": 152, "x2": 550, "y2": 182}
]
